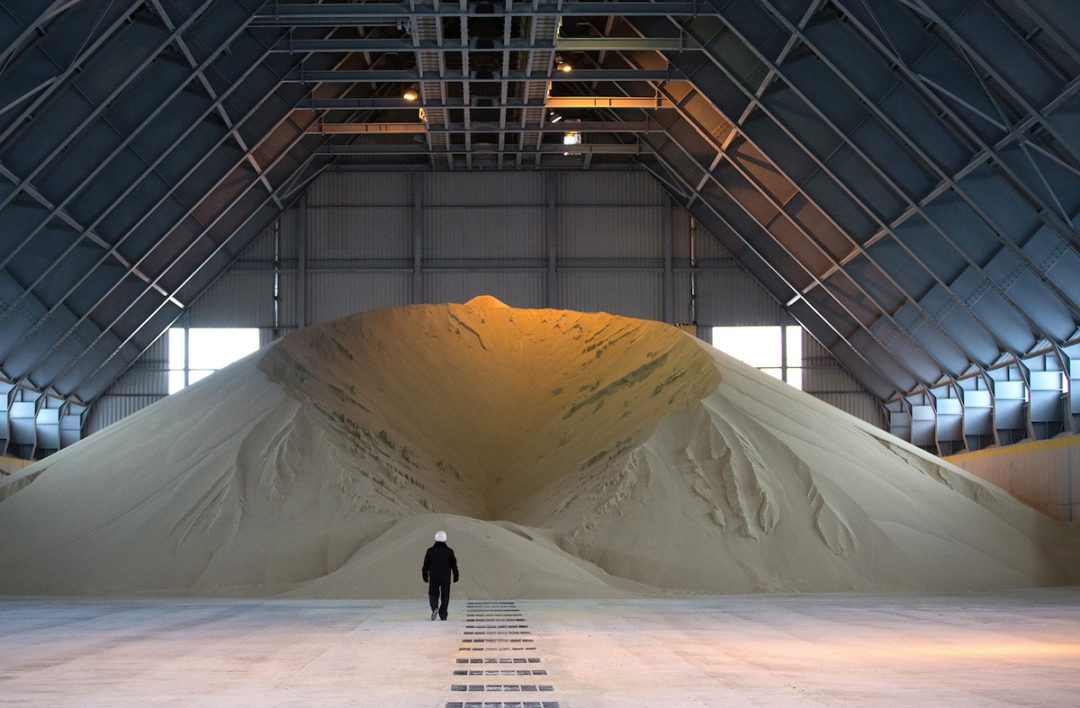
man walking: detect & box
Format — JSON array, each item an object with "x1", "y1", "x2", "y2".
[{"x1": 422, "y1": 530, "x2": 459, "y2": 621}]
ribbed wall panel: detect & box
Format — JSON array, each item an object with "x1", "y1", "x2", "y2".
[
  {"x1": 812, "y1": 392, "x2": 886, "y2": 428},
  {"x1": 104, "y1": 368, "x2": 168, "y2": 396},
  {"x1": 673, "y1": 271, "x2": 693, "y2": 324},
  {"x1": 559, "y1": 271, "x2": 663, "y2": 320},
  {"x1": 308, "y1": 207, "x2": 411, "y2": 259},
  {"x1": 557, "y1": 171, "x2": 662, "y2": 206},
  {"x1": 306, "y1": 172, "x2": 411, "y2": 207},
  {"x1": 672, "y1": 208, "x2": 693, "y2": 262},
  {"x1": 695, "y1": 267, "x2": 792, "y2": 325},
  {"x1": 423, "y1": 172, "x2": 544, "y2": 206},
  {"x1": 695, "y1": 227, "x2": 737, "y2": 260},
  {"x1": 559, "y1": 207, "x2": 663, "y2": 259},
  {"x1": 85, "y1": 336, "x2": 168, "y2": 436},
  {"x1": 240, "y1": 226, "x2": 278, "y2": 261},
  {"x1": 88, "y1": 171, "x2": 884, "y2": 433},
  {"x1": 86, "y1": 395, "x2": 165, "y2": 436},
  {"x1": 309, "y1": 271, "x2": 411, "y2": 323},
  {"x1": 188, "y1": 271, "x2": 275, "y2": 327},
  {"x1": 425, "y1": 207, "x2": 545, "y2": 260},
  {"x1": 425, "y1": 271, "x2": 545, "y2": 308}
]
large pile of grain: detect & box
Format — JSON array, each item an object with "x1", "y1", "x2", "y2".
[{"x1": 0, "y1": 297, "x2": 1074, "y2": 598}]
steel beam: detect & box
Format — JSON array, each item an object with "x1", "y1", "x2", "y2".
[
  {"x1": 282, "y1": 69, "x2": 679, "y2": 82},
  {"x1": 304, "y1": 96, "x2": 676, "y2": 110},
  {"x1": 308, "y1": 120, "x2": 661, "y2": 134},
  {"x1": 317, "y1": 143, "x2": 652, "y2": 155},
  {"x1": 688, "y1": 3, "x2": 1052, "y2": 359},
  {"x1": 41, "y1": 120, "x2": 323, "y2": 396},
  {"x1": 252, "y1": 2, "x2": 704, "y2": 25},
  {"x1": 272, "y1": 37, "x2": 698, "y2": 53}
]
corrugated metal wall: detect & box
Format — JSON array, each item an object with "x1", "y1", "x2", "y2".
[
  {"x1": 803, "y1": 335, "x2": 886, "y2": 428},
  {"x1": 90, "y1": 171, "x2": 884, "y2": 432},
  {"x1": 85, "y1": 337, "x2": 168, "y2": 435},
  {"x1": 193, "y1": 171, "x2": 797, "y2": 327}
]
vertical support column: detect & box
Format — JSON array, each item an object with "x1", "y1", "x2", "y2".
[
  {"x1": 780, "y1": 324, "x2": 787, "y2": 382},
  {"x1": 183, "y1": 311, "x2": 191, "y2": 388},
  {"x1": 412, "y1": 172, "x2": 424, "y2": 304},
  {"x1": 662, "y1": 193, "x2": 674, "y2": 323},
  {"x1": 297, "y1": 194, "x2": 308, "y2": 328},
  {"x1": 272, "y1": 217, "x2": 281, "y2": 340},
  {"x1": 545, "y1": 172, "x2": 558, "y2": 309},
  {"x1": 689, "y1": 215, "x2": 698, "y2": 325}
]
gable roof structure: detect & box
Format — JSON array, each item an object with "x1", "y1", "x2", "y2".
[{"x1": 0, "y1": 0, "x2": 1078, "y2": 449}]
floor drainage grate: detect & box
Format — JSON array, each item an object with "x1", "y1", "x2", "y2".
[
  {"x1": 445, "y1": 702, "x2": 560, "y2": 708},
  {"x1": 457, "y1": 647, "x2": 537, "y2": 651},
  {"x1": 461, "y1": 639, "x2": 534, "y2": 643},
  {"x1": 454, "y1": 670, "x2": 548, "y2": 676},
  {"x1": 456, "y1": 658, "x2": 542, "y2": 664},
  {"x1": 450, "y1": 685, "x2": 555, "y2": 692},
  {"x1": 464, "y1": 625, "x2": 531, "y2": 634}
]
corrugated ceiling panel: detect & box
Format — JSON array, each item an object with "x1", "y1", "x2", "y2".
[
  {"x1": 559, "y1": 207, "x2": 663, "y2": 259},
  {"x1": 425, "y1": 207, "x2": 545, "y2": 261},
  {"x1": 425, "y1": 271, "x2": 544, "y2": 308},
  {"x1": 309, "y1": 271, "x2": 411, "y2": 323},
  {"x1": 559, "y1": 271, "x2": 662, "y2": 320},
  {"x1": 308, "y1": 207, "x2": 411, "y2": 259}
]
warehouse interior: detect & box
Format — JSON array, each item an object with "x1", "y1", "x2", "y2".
[{"x1": 1, "y1": 0, "x2": 1079, "y2": 705}]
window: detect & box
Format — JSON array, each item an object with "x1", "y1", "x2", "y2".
[
  {"x1": 168, "y1": 328, "x2": 260, "y2": 394},
  {"x1": 711, "y1": 325, "x2": 803, "y2": 390}
]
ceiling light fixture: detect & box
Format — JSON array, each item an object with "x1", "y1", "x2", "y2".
[
  {"x1": 403, "y1": 86, "x2": 419, "y2": 102},
  {"x1": 556, "y1": 56, "x2": 572, "y2": 73}
]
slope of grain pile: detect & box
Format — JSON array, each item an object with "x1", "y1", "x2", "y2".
[{"x1": 0, "y1": 297, "x2": 1074, "y2": 597}]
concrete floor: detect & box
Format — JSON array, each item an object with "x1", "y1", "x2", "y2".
[{"x1": 1, "y1": 590, "x2": 1078, "y2": 707}]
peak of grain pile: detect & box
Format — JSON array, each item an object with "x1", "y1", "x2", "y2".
[{"x1": 1, "y1": 300, "x2": 1075, "y2": 598}]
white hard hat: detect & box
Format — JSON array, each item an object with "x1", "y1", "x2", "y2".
[{"x1": 434, "y1": 531, "x2": 447, "y2": 542}]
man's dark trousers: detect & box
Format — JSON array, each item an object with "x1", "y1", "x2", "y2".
[{"x1": 429, "y1": 579, "x2": 451, "y2": 620}]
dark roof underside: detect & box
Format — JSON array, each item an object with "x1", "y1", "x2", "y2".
[{"x1": 0, "y1": 0, "x2": 1078, "y2": 410}]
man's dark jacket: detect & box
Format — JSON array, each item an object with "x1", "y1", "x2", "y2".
[{"x1": 422, "y1": 541, "x2": 460, "y2": 583}]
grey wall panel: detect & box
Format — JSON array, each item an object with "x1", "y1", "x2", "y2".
[
  {"x1": 85, "y1": 171, "x2": 885, "y2": 434},
  {"x1": 559, "y1": 271, "x2": 663, "y2": 320},
  {"x1": 239, "y1": 225, "x2": 278, "y2": 262},
  {"x1": 85, "y1": 337, "x2": 168, "y2": 436},
  {"x1": 306, "y1": 172, "x2": 411, "y2": 207},
  {"x1": 695, "y1": 267, "x2": 792, "y2": 325},
  {"x1": 425, "y1": 271, "x2": 545, "y2": 309},
  {"x1": 85, "y1": 394, "x2": 165, "y2": 436},
  {"x1": 557, "y1": 171, "x2": 662, "y2": 206},
  {"x1": 308, "y1": 271, "x2": 411, "y2": 323},
  {"x1": 425, "y1": 207, "x2": 545, "y2": 261},
  {"x1": 188, "y1": 271, "x2": 276, "y2": 327},
  {"x1": 672, "y1": 207, "x2": 692, "y2": 263},
  {"x1": 423, "y1": 172, "x2": 544, "y2": 206},
  {"x1": 673, "y1": 270, "x2": 693, "y2": 324},
  {"x1": 695, "y1": 224, "x2": 735, "y2": 260},
  {"x1": 801, "y1": 334, "x2": 884, "y2": 427},
  {"x1": 308, "y1": 206, "x2": 411, "y2": 259},
  {"x1": 559, "y1": 206, "x2": 663, "y2": 259},
  {"x1": 812, "y1": 392, "x2": 886, "y2": 428}
]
